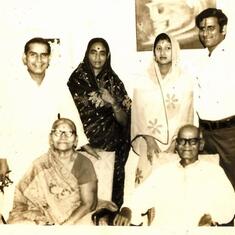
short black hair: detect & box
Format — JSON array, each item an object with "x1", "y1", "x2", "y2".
[
  {"x1": 24, "y1": 37, "x2": 51, "y2": 54},
  {"x1": 195, "y1": 8, "x2": 228, "y2": 33}
]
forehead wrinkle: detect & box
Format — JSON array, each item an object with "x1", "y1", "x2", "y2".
[
  {"x1": 178, "y1": 127, "x2": 199, "y2": 139},
  {"x1": 28, "y1": 43, "x2": 49, "y2": 54}
]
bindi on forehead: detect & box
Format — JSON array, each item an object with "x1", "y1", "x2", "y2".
[
  {"x1": 91, "y1": 42, "x2": 106, "y2": 51},
  {"x1": 94, "y1": 47, "x2": 106, "y2": 52}
]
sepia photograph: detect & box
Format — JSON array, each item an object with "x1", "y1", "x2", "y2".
[{"x1": 0, "y1": 0, "x2": 235, "y2": 234}]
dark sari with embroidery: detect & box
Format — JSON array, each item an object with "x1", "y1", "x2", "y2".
[{"x1": 67, "y1": 38, "x2": 131, "y2": 207}]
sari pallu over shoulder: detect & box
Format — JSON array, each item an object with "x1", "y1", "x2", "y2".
[
  {"x1": 68, "y1": 62, "x2": 131, "y2": 151},
  {"x1": 67, "y1": 38, "x2": 131, "y2": 208},
  {"x1": 131, "y1": 33, "x2": 194, "y2": 184},
  {"x1": 8, "y1": 151, "x2": 82, "y2": 224}
]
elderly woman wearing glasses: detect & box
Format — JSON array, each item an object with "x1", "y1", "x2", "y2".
[{"x1": 7, "y1": 118, "x2": 99, "y2": 225}]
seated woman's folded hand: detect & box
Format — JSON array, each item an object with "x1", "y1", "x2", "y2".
[{"x1": 113, "y1": 207, "x2": 132, "y2": 226}]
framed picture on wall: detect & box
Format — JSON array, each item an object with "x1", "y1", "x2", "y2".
[{"x1": 135, "y1": 0, "x2": 216, "y2": 51}]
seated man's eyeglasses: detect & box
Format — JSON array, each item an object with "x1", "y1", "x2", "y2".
[
  {"x1": 51, "y1": 129, "x2": 75, "y2": 138},
  {"x1": 176, "y1": 138, "x2": 200, "y2": 146}
]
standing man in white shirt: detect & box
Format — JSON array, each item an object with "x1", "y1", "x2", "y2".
[
  {"x1": 195, "y1": 8, "x2": 235, "y2": 189},
  {"x1": 0, "y1": 37, "x2": 98, "y2": 220}
]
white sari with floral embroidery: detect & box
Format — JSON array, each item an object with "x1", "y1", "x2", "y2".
[{"x1": 131, "y1": 34, "x2": 194, "y2": 184}]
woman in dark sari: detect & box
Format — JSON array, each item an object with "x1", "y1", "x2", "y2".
[{"x1": 67, "y1": 38, "x2": 131, "y2": 208}]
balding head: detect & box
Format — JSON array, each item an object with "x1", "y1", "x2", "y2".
[
  {"x1": 176, "y1": 125, "x2": 204, "y2": 167},
  {"x1": 178, "y1": 124, "x2": 200, "y2": 139}
]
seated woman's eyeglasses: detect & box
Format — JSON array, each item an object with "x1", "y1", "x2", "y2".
[
  {"x1": 51, "y1": 129, "x2": 74, "y2": 138},
  {"x1": 176, "y1": 138, "x2": 200, "y2": 146}
]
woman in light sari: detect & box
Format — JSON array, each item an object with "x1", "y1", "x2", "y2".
[
  {"x1": 114, "y1": 33, "x2": 194, "y2": 225},
  {"x1": 132, "y1": 33, "x2": 194, "y2": 184},
  {"x1": 114, "y1": 33, "x2": 194, "y2": 226},
  {"x1": 7, "y1": 118, "x2": 98, "y2": 225}
]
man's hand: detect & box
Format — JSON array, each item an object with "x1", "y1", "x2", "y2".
[
  {"x1": 198, "y1": 214, "x2": 217, "y2": 226},
  {"x1": 147, "y1": 207, "x2": 155, "y2": 226},
  {"x1": 0, "y1": 159, "x2": 9, "y2": 176},
  {"x1": 113, "y1": 207, "x2": 132, "y2": 226},
  {"x1": 0, "y1": 158, "x2": 13, "y2": 193},
  {"x1": 92, "y1": 200, "x2": 118, "y2": 225}
]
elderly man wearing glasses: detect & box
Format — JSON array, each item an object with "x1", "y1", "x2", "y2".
[{"x1": 113, "y1": 124, "x2": 235, "y2": 227}]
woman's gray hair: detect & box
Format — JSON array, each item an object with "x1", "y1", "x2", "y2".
[{"x1": 51, "y1": 117, "x2": 77, "y2": 136}]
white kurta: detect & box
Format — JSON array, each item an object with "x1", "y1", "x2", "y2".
[{"x1": 126, "y1": 159, "x2": 235, "y2": 227}]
